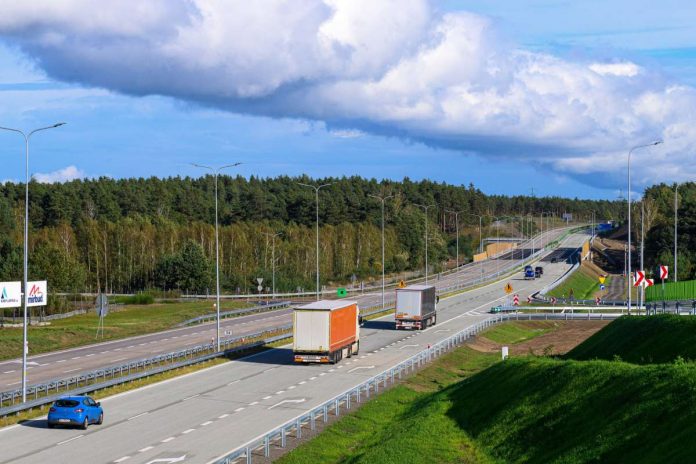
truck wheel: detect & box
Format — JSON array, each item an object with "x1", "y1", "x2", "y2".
[
  {"x1": 432, "y1": 315, "x2": 437, "y2": 326},
  {"x1": 354, "y1": 341, "x2": 360, "y2": 355}
]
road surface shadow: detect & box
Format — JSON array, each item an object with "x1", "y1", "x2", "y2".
[
  {"x1": 361, "y1": 320, "x2": 396, "y2": 331},
  {"x1": 18, "y1": 419, "x2": 51, "y2": 429}
]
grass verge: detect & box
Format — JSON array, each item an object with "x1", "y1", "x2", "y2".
[
  {"x1": 566, "y1": 314, "x2": 696, "y2": 363},
  {"x1": 0, "y1": 300, "x2": 252, "y2": 360},
  {"x1": 547, "y1": 265, "x2": 606, "y2": 300},
  {"x1": 479, "y1": 321, "x2": 554, "y2": 345}
]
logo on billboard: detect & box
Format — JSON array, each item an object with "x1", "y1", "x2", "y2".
[
  {"x1": 0, "y1": 282, "x2": 21, "y2": 308},
  {"x1": 27, "y1": 284, "x2": 44, "y2": 305},
  {"x1": 26, "y1": 281, "x2": 47, "y2": 307}
]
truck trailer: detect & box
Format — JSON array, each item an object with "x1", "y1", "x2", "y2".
[
  {"x1": 395, "y1": 285, "x2": 437, "y2": 330},
  {"x1": 293, "y1": 300, "x2": 360, "y2": 364}
]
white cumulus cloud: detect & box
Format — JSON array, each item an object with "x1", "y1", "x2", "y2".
[
  {"x1": 0, "y1": 0, "x2": 693, "y2": 189},
  {"x1": 33, "y1": 165, "x2": 85, "y2": 183}
]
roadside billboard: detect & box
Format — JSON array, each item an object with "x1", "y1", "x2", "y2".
[
  {"x1": 27, "y1": 280, "x2": 47, "y2": 307},
  {"x1": 0, "y1": 281, "x2": 22, "y2": 308}
]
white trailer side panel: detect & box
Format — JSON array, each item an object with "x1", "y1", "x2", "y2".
[{"x1": 293, "y1": 310, "x2": 330, "y2": 352}]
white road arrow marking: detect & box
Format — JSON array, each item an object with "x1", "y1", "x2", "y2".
[
  {"x1": 399, "y1": 344, "x2": 419, "y2": 349},
  {"x1": 145, "y1": 455, "x2": 186, "y2": 464},
  {"x1": 268, "y1": 398, "x2": 306, "y2": 410},
  {"x1": 348, "y1": 365, "x2": 375, "y2": 373}
]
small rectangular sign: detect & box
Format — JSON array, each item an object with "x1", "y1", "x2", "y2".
[
  {"x1": 0, "y1": 281, "x2": 22, "y2": 308},
  {"x1": 26, "y1": 280, "x2": 47, "y2": 307}
]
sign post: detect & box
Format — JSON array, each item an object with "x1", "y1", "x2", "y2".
[
  {"x1": 659, "y1": 265, "x2": 668, "y2": 308},
  {"x1": 94, "y1": 293, "x2": 109, "y2": 339}
]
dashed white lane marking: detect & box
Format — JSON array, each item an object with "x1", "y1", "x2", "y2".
[
  {"x1": 234, "y1": 407, "x2": 245, "y2": 412},
  {"x1": 85, "y1": 354, "x2": 95, "y2": 357},
  {"x1": 200, "y1": 421, "x2": 213, "y2": 426},
  {"x1": 182, "y1": 429, "x2": 195, "y2": 434},
  {"x1": 337, "y1": 365, "x2": 344, "y2": 369},
  {"x1": 309, "y1": 377, "x2": 317, "y2": 381},
  {"x1": 113, "y1": 456, "x2": 130, "y2": 463},
  {"x1": 328, "y1": 369, "x2": 335, "y2": 372},
  {"x1": 275, "y1": 391, "x2": 285, "y2": 395},
  {"x1": 64, "y1": 368, "x2": 81, "y2": 373},
  {"x1": 71, "y1": 356, "x2": 81, "y2": 360},
  {"x1": 250, "y1": 401, "x2": 259, "y2": 406},
  {"x1": 298, "y1": 381, "x2": 307, "y2": 385},
  {"x1": 6, "y1": 381, "x2": 20, "y2": 386},
  {"x1": 218, "y1": 414, "x2": 229, "y2": 419},
  {"x1": 161, "y1": 437, "x2": 175, "y2": 443},
  {"x1": 262, "y1": 395, "x2": 272, "y2": 400},
  {"x1": 127, "y1": 345, "x2": 135, "y2": 349},
  {"x1": 57, "y1": 435, "x2": 84, "y2": 445},
  {"x1": 319, "y1": 373, "x2": 327, "y2": 376},
  {"x1": 288, "y1": 386, "x2": 296, "y2": 390},
  {"x1": 2, "y1": 370, "x2": 15, "y2": 374},
  {"x1": 111, "y1": 357, "x2": 127, "y2": 363},
  {"x1": 128, "y1": 412, "x2": 149, "y2": 421},
  {"x1": 183, "y1": 394, "x2": 200, "y2": 401},
  {"x1": 138, "y1": 446, "x2": 154, "y2": 453},
  {"x1": 100, "y1": 351, "x2": 109, "y2": 354}
]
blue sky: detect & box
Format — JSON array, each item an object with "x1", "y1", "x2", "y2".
[{"x1": 1, "y1": 1, "x2": 695, "y2": 199}]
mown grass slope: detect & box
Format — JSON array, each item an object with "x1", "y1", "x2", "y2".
[
  {"x1": 449, "y1": 357, "x2": 696, "y2": 463},
  {"x1": 566, "y1": 314, "x2": 696, "y2": 363}
]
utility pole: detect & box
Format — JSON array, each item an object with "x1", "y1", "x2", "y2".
[
  {"x1": 0, "y1": 122, "x2": 65, "y2": 403},
  {"x1": 263, "y1": 232, "x2": 282, "y2": 299},
  {"x1": 192, "y1": 162, "x2": 241, "y2": 352},
  {"x1": 415, "y1": 204, "x2": 436, "y2": 284},
  {"x1": 298, "y1": 182, "x2": 333, "y2": 300},
  {"x1": 369, "y1": 193, "x2": 394, "y2": 311},
  {"x1": 445, "y1": 210, "x2": 461, "y2": 269}
]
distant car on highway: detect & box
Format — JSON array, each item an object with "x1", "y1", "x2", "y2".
[
  {"x1": 535, "y1": 266, "x2": 544, "y2": 278},
  {"x1": 550, "y1": 257, "x2": 557, "y2": 263},
  {"x1": 490, "y1": 305, "x2": 503, "y2": 313},
  {"x1": 524, "y1": 265, "x2": 535, "y2": 280},
  {"x1": 48, "y1": 396, "x2": 103, "y2": 429}
]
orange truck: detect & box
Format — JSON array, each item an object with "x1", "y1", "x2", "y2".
[
  {"x1": 395, "y1": 284, "x2": 437, "y2": 330},
  {"x1": 293, "y1": 300, "x2": 360, "y2": 364}
]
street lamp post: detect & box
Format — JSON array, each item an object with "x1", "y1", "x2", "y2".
[
  {"x1": 627, "y1": 141, "x2": 662, "y2": 314},
  {"x1": 263, "y1": 232, "x2": 282, "y2": 299},
  {"x1": 192, "y1": 162, "x2": 241, "y2": 352},
  {"x1": 415, "y1": 204, "x2": 436, "y2": 284},
  {"x1": 674, "y1": 183, "x2": 680, "y2": 283},
  {"x1": 445, "y1": 210, "x2": 461, "y2": 270},
  {"x1": 369, "y1": 194, "x2": 394, "y2": 310},
  {"x1": 0, "y1": 122, "x2": 65, "y2": 402},
  {"x1": 299, "y1": 182, "x2": 333, "y2": 300},
  {"x1": 465, "y1": 214, "x2": 484, "y2": 254}
]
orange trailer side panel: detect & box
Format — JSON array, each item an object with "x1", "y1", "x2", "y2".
[{"x1": 329, "y1": 303, "x2": 358, "y2": 352}]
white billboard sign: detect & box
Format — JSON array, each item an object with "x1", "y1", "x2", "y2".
[
  {"x1": 27, "y1": 280, "x2": 48, "y2": 307},
  {"x1": 0, "y1": 281, "x2": 22, "y2": 308}
]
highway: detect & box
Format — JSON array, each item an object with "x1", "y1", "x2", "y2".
[
  {"x1": 0, "y1": 226, "x2": 575, "y2": 390},
  {"x1": 0, "y1": 231, "x2": 589, "y2": 464}
]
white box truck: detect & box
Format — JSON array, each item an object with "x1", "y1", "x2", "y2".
[
  {"x1": 293, "y1": 300, "x2": 360, "y2": 364},
  {"x1": 395, "y1": 285, "x2": 437, "y2": 330}
]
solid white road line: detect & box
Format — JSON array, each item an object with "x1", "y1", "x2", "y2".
[
  {"x1": 127, "y1": 412, "x2": 149, "y2": 421},
  {"x1": 57, "y1": 435, "x2": 84, "y2": 445}
]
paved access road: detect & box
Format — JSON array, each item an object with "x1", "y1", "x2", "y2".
[
  {"x1": 0, "y1": 232, "x2": 588, "y2": 464},
  {"x1": 0, "y1": 226, "x2": 578, "y2": 391}
]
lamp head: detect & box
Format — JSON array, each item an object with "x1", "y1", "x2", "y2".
[{"x1": 53, "y1": 122, "x2": 66, "y2": 128}]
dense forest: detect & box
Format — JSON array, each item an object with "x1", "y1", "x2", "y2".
[
  {"x1": 641, "y1": 182, "x2": 696, "y2": 281},
  {"x1": 0, "y1": 175, "x2": 623, "y2": 298}
]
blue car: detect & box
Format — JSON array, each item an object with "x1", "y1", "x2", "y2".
[{"x1": 48, "y1": 396, "x2": 103, "y2": 429}]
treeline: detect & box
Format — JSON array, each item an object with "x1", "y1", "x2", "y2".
[
  {"x1": 0, "y1": 175, "x2": 623, "y2": 295},
  {"x1": 642, "y1": 182, "x2": 696, "y2": 280}
]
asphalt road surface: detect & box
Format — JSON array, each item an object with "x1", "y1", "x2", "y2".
[
  {"x1": 0, "y1": 231, "x2": 588, "y2": 464},
  {"x1": 0, "y1": 226, "x2": 577, "y2": 390}
]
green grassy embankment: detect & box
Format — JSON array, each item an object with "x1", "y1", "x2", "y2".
[
  {"x1": 567, "y1": 314, "x2": 696, "y2": 363},
  {"x1": 277, "y1": 322, "x2": 556, "y2": 464},
  {"x1": 0, "y1": 300, "x2": 251, "y2": 360},
  {"x1": 547, "y1": 264, "x2": 608, "y2": 300},
  {"x1": 280, "y1": 316, "x2": 696, "y2": 464}
]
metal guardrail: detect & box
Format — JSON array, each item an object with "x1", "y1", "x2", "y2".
[
  {"x1": 212, "y1": 311, "x2": 618, "y2": 464},
  {"x1": 0, "y1": 326, "x2": 293, "y2": 414},
  {"x1": 176, "y1": 301, "x2": 292, "y2": 327}
]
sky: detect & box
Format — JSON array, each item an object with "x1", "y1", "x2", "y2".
[{"x1": 0, "y1": 1, "x2": 695, "y2": 199}]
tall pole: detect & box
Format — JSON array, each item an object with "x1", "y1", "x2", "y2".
[
  {"x1": 640, "y1": 201, "x2": 645, "y2": 312},
  {"x1": 192, "y1": 162, "x2": 241, "y2": 352},
  {"x1": 369, "y1": 194, "x2": 393, "y2": 310},
  {"x1": 299, "y1": 182, "x2": 333, "y2": 300},
  {"x1": 263, "y1": 232, "x2": 282, "y2": 299},
  {"x1": 627, "y1": 141, "x2": 662, "y2": 314},
  {"x1": 675, "y1": 184, "x2": 680, "y2": 283},
  {"x1": 445, "y1": 210, "x2": 461, "y2": 269},
  {"x1": 415, "y1": 204, "x2": 435, "y2": 284},
  {"x1": 0, "y1": 122, "x2": 65, "y2": 403}
]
